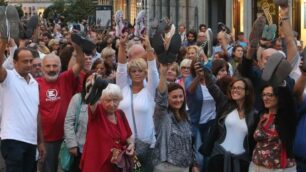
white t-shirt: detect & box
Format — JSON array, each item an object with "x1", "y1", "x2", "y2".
[
  {"x1": 220, "y1": 109, "x2": 248, "y2": 154},
  {"x1": 116, "y1": 59, "x2": 159, "y2": 144},
  {"x1": 200, "y1": 84, "x2": 216, "y2": 124},
  {"x1": 0, "y1": 69, "x2": 39, "y2": 145}
]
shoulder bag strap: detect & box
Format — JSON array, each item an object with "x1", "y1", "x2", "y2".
[{"x1": 130, "y1": 86, "x2": 138, "y2": 138}]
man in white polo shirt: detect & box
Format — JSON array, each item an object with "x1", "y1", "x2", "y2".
[{"x1": 0, "y1": 39, "x2": 45, "y2": 172}]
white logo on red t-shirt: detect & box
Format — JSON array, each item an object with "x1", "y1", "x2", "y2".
[{"x1": 46, "y1": 89, "x2": 60, "y2": 101}]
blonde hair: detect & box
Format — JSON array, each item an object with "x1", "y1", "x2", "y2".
[
  {"x1": 101, "y1": 83, "x2": 123, "y2": 100},
  {"x1": 187, "y1": 45, "x2": 199, "y2": 53},
  {"x1": 127, "y1": 57, "x2": 148, "y2": 74},
  {"x1": 101, "y1": 47, "x2": 115, "y2": 59}
]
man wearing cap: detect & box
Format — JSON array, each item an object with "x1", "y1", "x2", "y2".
[{"x1": 37, "y1": 42, "x2": 85, "y2": 172}]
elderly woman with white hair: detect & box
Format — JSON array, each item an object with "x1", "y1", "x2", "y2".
[
  {"x1": 80, "y1": 78, "x2": 135, "y2": 172},
  {"x1": 176, "y1": 59, "x2": 192, "y2": 89}
]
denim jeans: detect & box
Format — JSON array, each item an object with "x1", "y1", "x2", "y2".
[
  {"x1": 42, "y1": 140, "x2": 62, "y2": 172},
  {"x1": 1, "y1": 139, "x2": 36, "y2": 172},
  {"x1": 199, "y1": 119, "x2": 216, "y2": 172}
]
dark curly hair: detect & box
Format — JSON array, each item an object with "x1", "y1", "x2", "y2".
[
  {"x1": 227, "y1": 77, "x2": 255, "y2": 114},
  {"x1": 261, "y1": 85, "x2": 298, "y2": 157}
]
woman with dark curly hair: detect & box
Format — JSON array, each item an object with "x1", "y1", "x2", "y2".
[
  {"x1": 211, "y1": 59, "x2": 229, "y2": 80},
  {"x1": 229, "y1": 45, "x2": 244, "y2": 76},
  {"x1": 196, "y1": 62, "x2": 258, "y2": 172},
  {"x1": 249, "y1": 85, "x2": 297, "y2": 171}
]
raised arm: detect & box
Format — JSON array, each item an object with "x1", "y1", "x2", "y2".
[
  {"x1": 143, "y1": 35, "x2": 159, "y2": 95},
  {"x1": 279, "y1": 6, "x2": 298, "y2": 65},
  {"x1": 0, "y1": 39, "x2": 8, "y2": 82},
  {"x1": 71, "y1": 43, "x2": 85, "y2": 77},
  {"x1": 116, "y1": 32, "x2": 129, "y2": 88},
  {"x1": 3, "y1": 39, "x2": 17, "y2": 70},
  {"x1": 118, "y1": 32, "x2": 128, "y2": 64},
  {"x1": 187, "y1": 62, "x2": 204, "y2": 94},
  {"x1": 195, "y1": 62, "x2": 228, "y2": 110},
  {"x1": 153, "y1": 64, "x2": 169, "y2": 129},
  {"x1": 158, "y1": 64, "x2": 168, "y2": 94}
]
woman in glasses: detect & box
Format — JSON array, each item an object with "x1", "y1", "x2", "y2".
[
  {"x1": 249, "y1": 85, "x2": 297, "y2": 171},
  {"x1": 196, "y1": 62, "x2": 258, "y2": 172},
  {"x1": 176, "y1": 59, "x2": 192, "y2": 89}
]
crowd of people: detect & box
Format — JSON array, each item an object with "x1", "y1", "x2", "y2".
[{"x1": 0, "y1": 1, "x2": 306, "y2": 172}]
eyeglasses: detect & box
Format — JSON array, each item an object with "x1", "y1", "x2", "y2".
[
  {"x1": 33, "y1": 63, "x2": 41, "y2": 68},
  {"x1": 231, "y1": 86, "x2": 245, "y2": 91},
  {"x1": 181, "y1": 66, "x2": 190, "y2": 70},
  {"x1": 130, "y1": 69, "x2": 144, "y2": 74},
  {"x1": 262, "y1": 93, "x2": 275, "y2": 98}
]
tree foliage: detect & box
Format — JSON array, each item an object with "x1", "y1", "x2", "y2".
[
  {"x1": 15, "y1": 5, "x2": 24, "y2": 18},
  {"x1": 0, "y1": 0, "x2": 8, "y2": 6},
  {"x1": 43, "y1": 0, "x2": 95, "y2": 23}
]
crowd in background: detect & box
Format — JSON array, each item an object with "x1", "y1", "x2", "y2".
[{"x1": 0, "y1": 2, "x2": 306, "y2": 172}]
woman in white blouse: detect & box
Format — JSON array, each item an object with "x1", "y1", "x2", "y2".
[{"x1": 116, "y1": 33, "x2": 159, "y2": 172}]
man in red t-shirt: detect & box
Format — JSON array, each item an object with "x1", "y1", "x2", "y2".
[{"x1": 37, "y1": 44, "x2": 85, "y2": 172}]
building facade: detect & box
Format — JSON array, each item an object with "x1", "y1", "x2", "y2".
[
  {"x1": 7, "y1": 0, "x2": 305, "y2": 44},
  {"x1": 147, "y1": 0, "x2": 305, "y2": 45},
  {"x1": 8, "y1": 0, "x2": 53, "y2": 17}
]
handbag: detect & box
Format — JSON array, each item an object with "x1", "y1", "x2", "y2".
[
  {"x1": 130, "y1": 87, "x2": 150, "y2": 158},
  {"x1": 111, "y1": 148, "x2": 132, "y2": 172},
  {"x1": 59, "y1": 96, "x2": 82, "y2": 171}
]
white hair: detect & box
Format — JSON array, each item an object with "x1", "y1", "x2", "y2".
[
  {"x1": 101, "y1": 84, "x2": 123, "y2": 100},
  {"x1": 180, "y1": 59, "x2": 192, "y2": 68}
]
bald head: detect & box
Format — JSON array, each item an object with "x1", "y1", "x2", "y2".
[
  {"x1": 197, "y1": 31, "x2": 206, "y2": 44},
  {"x1": 127, "y1": 44, "x2": 146, "y2": 60},
  {"x1": 217, "y1": 31, "x2": 230, "y2": 45},
  {"x1": 259, "y1": 48, "x2": 278, "y2": 69}
]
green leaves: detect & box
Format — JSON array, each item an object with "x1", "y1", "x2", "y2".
[{"x1": 44, "y1": 0, "x2": 95, "y2": 23}]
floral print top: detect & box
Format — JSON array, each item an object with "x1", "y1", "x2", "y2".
[{"x1": 252, "y1": 113, "x2": 295, "y2": 169}]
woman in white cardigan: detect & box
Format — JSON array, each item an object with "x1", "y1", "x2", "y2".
[{"x1": 116, "y1": 33, "x2": 159, "y2": 172}]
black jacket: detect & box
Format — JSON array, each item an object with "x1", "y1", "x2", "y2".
[{"x1": 202, "y1": 68, "x2": 259, "y2": 159}]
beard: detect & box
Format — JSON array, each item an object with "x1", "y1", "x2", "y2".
[{"x1": 43, "y1": 71, "x2": 60, "y2": 81}]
